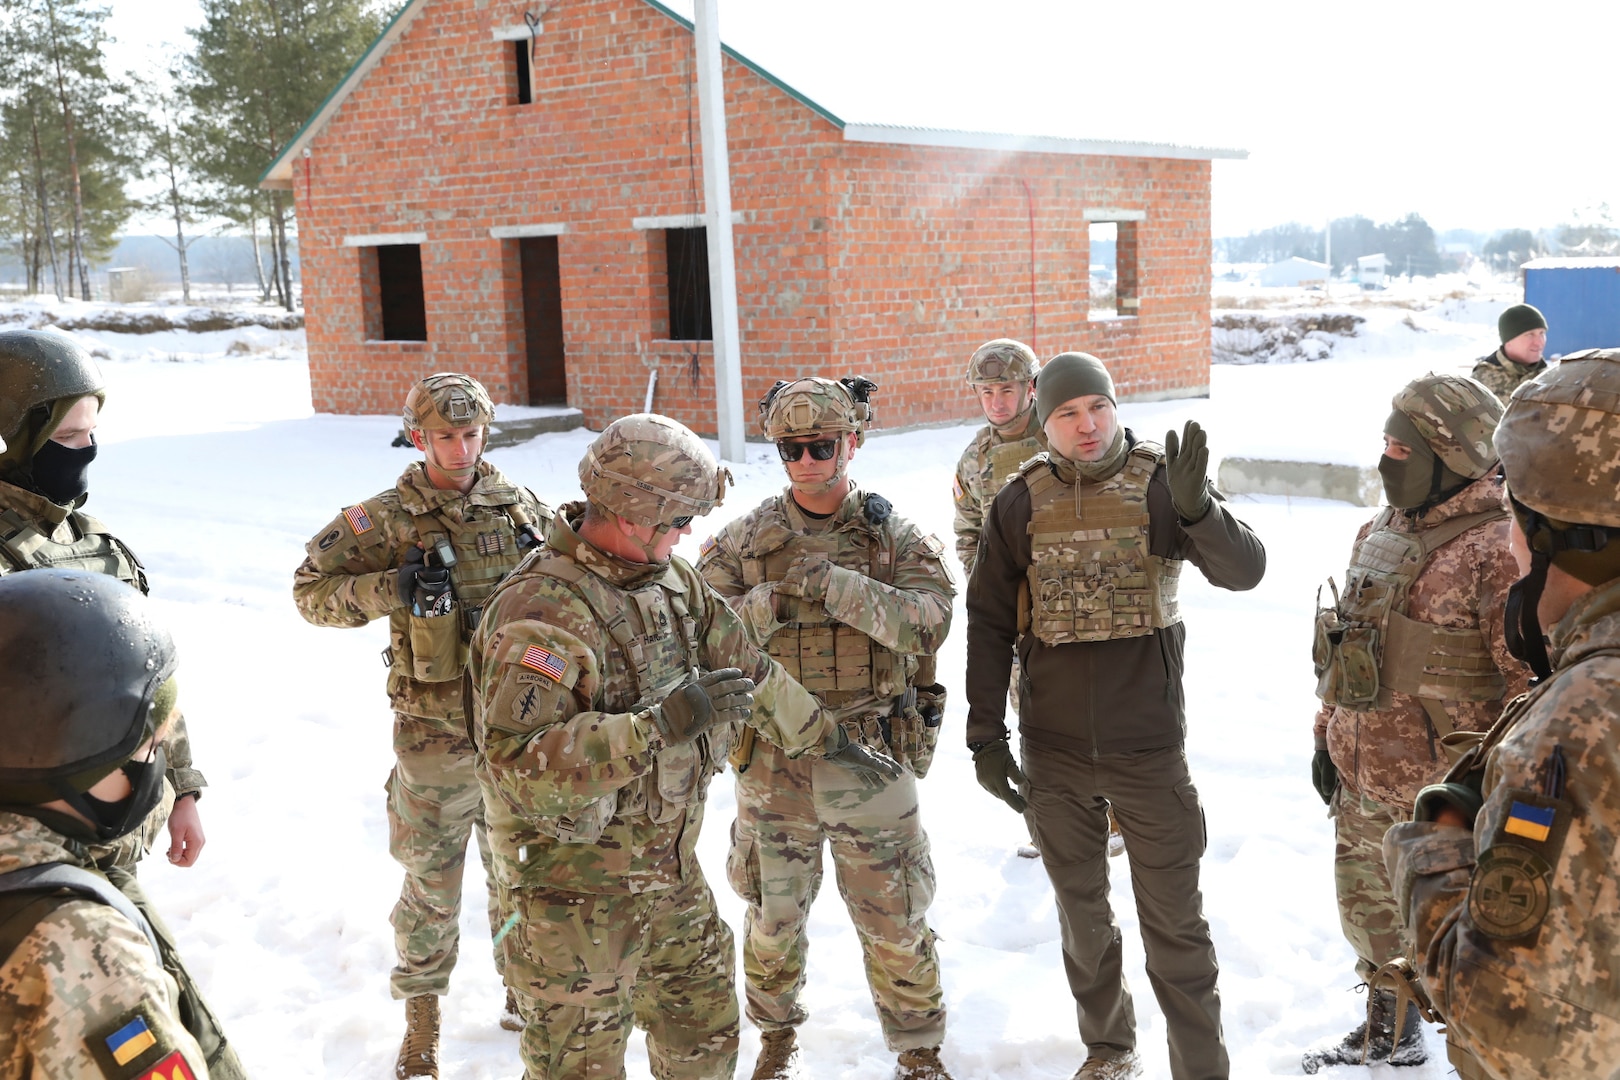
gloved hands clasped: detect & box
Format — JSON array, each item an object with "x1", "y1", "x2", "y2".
[{"x1": 653, "y1": 668, "x2": 756, "y2": 746}]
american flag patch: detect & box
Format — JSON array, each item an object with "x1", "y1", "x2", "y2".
[
  {"x1": 699, "y1": 535, "x2": 718, "y2": 557},
  {"x1": 343, "y1": 504, "x2": 374, "y2": 535},
  {"x1": 951, "y1": 475, "x2": 964, "y2": 501},
  {"x1": 520, "y1": 645, "x2": 569, "y2": 682}
]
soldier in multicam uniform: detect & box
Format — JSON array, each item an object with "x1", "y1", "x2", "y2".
[
  {"x1": 952, "y1": 339, "x2": 1124, "y2": 861},
  {"x1": 468, "y1": 413, "x2": 897, "y2": 1080},
  {"x1": 1384, "y1": 348, "x2": 1620, "y2": 1079},
  {"x1": 1301, "y1": 374, "x2": 1529, "y2": 1073},
  {"x1": 0, "y1": 570, "x2": 210, "y2": 1079},
  {"x1": 292, "y1": 373, "x2": 550, "y2": 1078},
  {"x1": 698, "y1": 377, "x2": 957, "y2": 1080},
  {"x1": 0, "y1": 330, "x2": 242, "y2": 1078},
  {"x1": 1471, "y1": 303, "x2": 1549, "y2": 402},
  {"x1": 964, "y1": 352, "x2": 1266, "y2": 1080}
]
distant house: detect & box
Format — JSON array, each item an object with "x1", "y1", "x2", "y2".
[
  {"x1": 1356, "y1": 253, "x2": 1388, "y2": 290},
  {"x1": 1258, "y1": 257, "x2": 1329, "y2": 289},
  {"x1": 1523, "y1": 257, "x2": 1620, "y2": 356},
  {"x1": 260, "y1": 0, "x2": 1244, "y2": 431}
]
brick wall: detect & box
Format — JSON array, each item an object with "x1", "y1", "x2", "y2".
[{"x1": 296, "y1": 0, "x2": 1213, "y2": 433}]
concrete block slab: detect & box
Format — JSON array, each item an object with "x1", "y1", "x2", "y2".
[{"x1": 1218, "y1": 456, "x2": 1382, "y2": 507}]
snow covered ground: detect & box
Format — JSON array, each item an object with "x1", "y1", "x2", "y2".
[{"x1": 20, "y1": 291, "x2": 1514, "y2": 1077}]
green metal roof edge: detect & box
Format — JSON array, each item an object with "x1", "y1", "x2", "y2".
[
  {"x1": 637, "y1": 0, "x2": 845, "y2": 130},
  {"x1": 257, "y1": 0, "x2": 424, "y2": 186}
]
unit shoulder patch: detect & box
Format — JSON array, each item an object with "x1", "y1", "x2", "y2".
[{"x1": 1468, "y1": 843, "x2": 1553, "y2": 939}]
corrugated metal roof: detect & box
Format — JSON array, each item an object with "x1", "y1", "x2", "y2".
[{"x1": 1524, "y1": 257, "x2": 1620, "y2": 269}]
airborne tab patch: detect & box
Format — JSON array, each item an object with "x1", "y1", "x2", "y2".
[
  {"x1": 520, "y1": 645, "x2": 569, "y2": 682},
  {"x1": 343, "y1": 504, "x2": 374, "y2": 535}
]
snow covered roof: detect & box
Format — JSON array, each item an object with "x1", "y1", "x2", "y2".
[
  {"x1": 262, "y1": 0, "x2": 1244, "y2": 189},
  {"x1": 1523, "y1": 256, "x2": 1620, "y2": 269}
]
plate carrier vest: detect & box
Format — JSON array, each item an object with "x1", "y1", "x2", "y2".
[{"x1": 0, "y1": 505, "x2": 147, "y2": 592}]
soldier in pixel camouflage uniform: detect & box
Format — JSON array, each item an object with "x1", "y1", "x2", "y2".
[
  {"x1": 1471, "y1": 303, "x2": 1549, "y2": 403},
  {"x1": 0, "y1": 570, "x2": 210, "y2": 1079},
  {"x1": 0, "y1": 330, "x2": 241, "y2": 1078},
  {"x1": 1302, "y1": 374, "x2": 1529, "y2": 1073},
  {"x1": 292, "y1": 373, "x2": 550, "y2": 1078},
  {"x1": 1384, "y1": 347, "x2": 1620, "y2": 1079},
  {"x1": 469, "y1": 413, "x2": 898, "y2": 1080},
  {"x1": 698, "y1": 377, "x2": 957, "y2": 1080}
]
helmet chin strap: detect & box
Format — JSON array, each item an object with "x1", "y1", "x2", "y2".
[
  {"x1": 1504, "y1": 551, "x2": 1553, "y2": 682},
  {"x1": 991, "y1": 398, "x2": 1035, "y2": 437}
]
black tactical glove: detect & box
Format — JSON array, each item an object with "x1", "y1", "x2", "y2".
[
  {"x1": 825, "y1": 726, "x2": 903, "y2": 783},
  {"x1": 397, "y1": 545, "x2": 428, "y2": 606},
  {"x1": 653, "y1": 668, "x2": 755, "y2": 746},
  {"x1": 1164, "y1": 419, "x2": 1213, "y2": 523},
  {"x1": 973, "y1": 739, "x2": 1028, "y2": 814},
  {"x1": 398, "y1": 545, "x2": 454, "y2": 615},
  {"x1": 1311, "y1": 748, "x2": 1338, "y2": 806}
]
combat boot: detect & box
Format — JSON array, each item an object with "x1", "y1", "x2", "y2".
[
  {"x1": 499, "y1": 988, "x2": 524, "y2": 1032},
  {"x1": 1073, "y1": 1048, "x2": 1142, "y2": 1079},
  {"x1": 751, "y1": 1028, "x2": 799, "y2": 1080},
  {"x1": 1301, "y1": 989, "x2": 1427, "y2": 1073},
  {"x1": 896, "y1": 1045, "x2": 954, "y2": 1079},
  {"x1": 395, "y1": 995, "x2": 440, "y2": 1079}
]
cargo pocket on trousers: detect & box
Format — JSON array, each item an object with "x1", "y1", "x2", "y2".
[
  {"x1": 1173, "y1": 775, "x2": 1208, "y2": 855},
  {"x1": 726, "y1": 822, "x2": 763, "y2": 907},
  {"x1": 899, "y1": 837, "x2": 937, "y2": 925}
]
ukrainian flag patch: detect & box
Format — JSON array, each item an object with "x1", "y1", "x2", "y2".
[
  {"x1": 105, "y1": 1016, "x2": 156, "y2": 1066},
  {"x1": 344, "y1": 504, "x2": 374, "y2": 535},
  {"x1": 1505, "y1": 800, "x2": 1556, "y2": 842}
]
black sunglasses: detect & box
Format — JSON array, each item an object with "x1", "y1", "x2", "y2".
[
  {"x1": 670, "y1": 515, "x2": 694, "y2": 529},
  {"x1": 776, "y1": 439, "x2": 839, "y2": 462}
]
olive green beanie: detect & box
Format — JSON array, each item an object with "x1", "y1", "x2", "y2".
[
  {"x1": 1036, "y1": 352, "x2": 1115, "y2": 425},
  {"x1": 1498, "y1": 303, "x2": 1547, "y2": 345}
]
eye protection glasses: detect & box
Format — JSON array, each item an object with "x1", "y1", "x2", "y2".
[
  {"x1": 776, "y1": 439, "x2": 839, "y2": 463},
  {"x1": 669, "y1": 515, "x2": 693, "y2": 529}
]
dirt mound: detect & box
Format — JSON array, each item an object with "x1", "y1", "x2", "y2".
[
  {"x1": 1213, "y1": 311, "x2": 1363, "y2": 364},
  {"x1": 46, "y1": 308, "x2": 304, "y2": 334}
]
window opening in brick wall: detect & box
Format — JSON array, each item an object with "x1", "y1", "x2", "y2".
[
  {"x1": 513, "y1": 40, "x2": 532, "y2": 105},
  {"x1": 1087, "y1": 220, "x2": 1140, "y2": 319},
  {"x1": 665, "y1": 226, "x2": 712, "y2": 341},
  {"x1": 363, "y1": 244, "x2": 427, "y2": 342}
]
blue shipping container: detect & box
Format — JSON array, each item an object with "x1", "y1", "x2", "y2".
[{"x1": 1523, "y1": 258, "x2": 1620, "y2": 357}]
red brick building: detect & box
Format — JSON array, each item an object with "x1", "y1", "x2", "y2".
[{"x1": 262, "y1": 0, "x2": 1242, "y2": 434}]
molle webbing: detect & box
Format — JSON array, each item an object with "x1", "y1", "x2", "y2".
[
  {"x1": 0, "y1": 507, "x2": 146, "y2": 591},
  {"x1": 987, "y1": 436, "x2": 1041, "y2": 491},
  {"x1": 1022, "y1": 446, "x2": 1182, "y2": 644}
]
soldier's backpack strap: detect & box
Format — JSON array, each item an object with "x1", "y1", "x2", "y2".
[
  {"x1": 0, "y1": 506, "x2": 33, "y2": 570},
  {"x1": 1416, "y1": 507, "x2": 1506, "y2": 559},
  {"x1": 523, "y1": 554, "x2": 651, "y2": 699},
  {"x1": 0, "y1": 862, "x2": 161, "y2": 965}
]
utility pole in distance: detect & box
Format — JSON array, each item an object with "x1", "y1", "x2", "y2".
[{"x1": 694, "y1": 0, "x2": 746, "y2": 462}]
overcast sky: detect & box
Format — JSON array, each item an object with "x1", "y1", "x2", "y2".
[{"x1": 106, "y1": 0, "x2": 1620, "y2": 238}]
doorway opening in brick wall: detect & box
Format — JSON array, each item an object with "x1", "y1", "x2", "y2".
[
  {"x1": 665, "y1": 226, "x2": 713, "y2": 341},
  {"x1": 362, "y1": 244, "x2": 427, "y2": 341},
  {"x1": 519, "y1": 236, "x2": 568, "y2": 405}
]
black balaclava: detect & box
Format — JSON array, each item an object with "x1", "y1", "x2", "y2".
[
  {"x1": 1379, "y1": 410, "x2": 1470, "y2": 513},
  {"x1": 52, "y1": 747, "x2": 168, "y2": 843},
  {"x1": 1505, "y1": 493, "x2": 1620, "y2": 681},
  {"x1": 30, "y1": 434, "x2": 96, "y2": 505}
]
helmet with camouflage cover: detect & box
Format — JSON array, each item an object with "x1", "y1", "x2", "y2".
[
  {"x1": 1494, "y1": 349, "x2": 1620, "y2": 677},
  {"x1": 579, "y1": 413, "x2": 730, "y2": 530},
  {"x1": 0, "y1": 569, "x2": 175, "y2": 812},
  {"x1": 965, "y1": 338, "x2": 1040, "y2": 386},
  {"x1": 759, "y1": 376, "x2": 875, "y2": 447},
  {"x1": 403, "y1": 372, "x2": 495, "y2": 433},
  {"x1": 1389, "y1": 373, "x2": 1503, "y2": 479},
  {"x1": 0, "y1": 329, "x2": 105, "y2": 482}
]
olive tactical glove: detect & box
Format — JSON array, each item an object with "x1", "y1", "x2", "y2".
[
  {"x1": 973, "y1": 740, "x2": 1028, "y2": 814},
  {"x1": 1164, "y1": 419, "x2": 1213, "y2": 524},
  {"x1": 1311, "y1": 748, "x2": 1338, "y2": 805},
  {"x1": 825, "y1": 726, "x2": 903, "y2": 783},
  {"x1": 654, "y1": 668, "x2": 755, "y2": 745}
]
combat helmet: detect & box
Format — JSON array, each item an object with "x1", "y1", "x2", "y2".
[
  {"x1": 965, "y1": 339, "x2": 1040, "y2": 386},
  {"x1": 1494, "y1": 349, "x2": 1620, "y2": 677},
  {"x1": 0, "y1": 569, "x2": 175, "y2": 810},
  {"x1": 1390, "y1": 374, "x2": 1503, "y2": 479},
  {"x1": 403, "y1": 372, "x2": 495, "y2": 433},
  {"x1": 0, "y1": 329, "x2": 105, "y2": 480},
  {"x1": 579, "y1": 413, "x2": 730, "y2": 530},
  {"x1": 759, "y1": 377, "x2": 876, "y2": 447}
]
